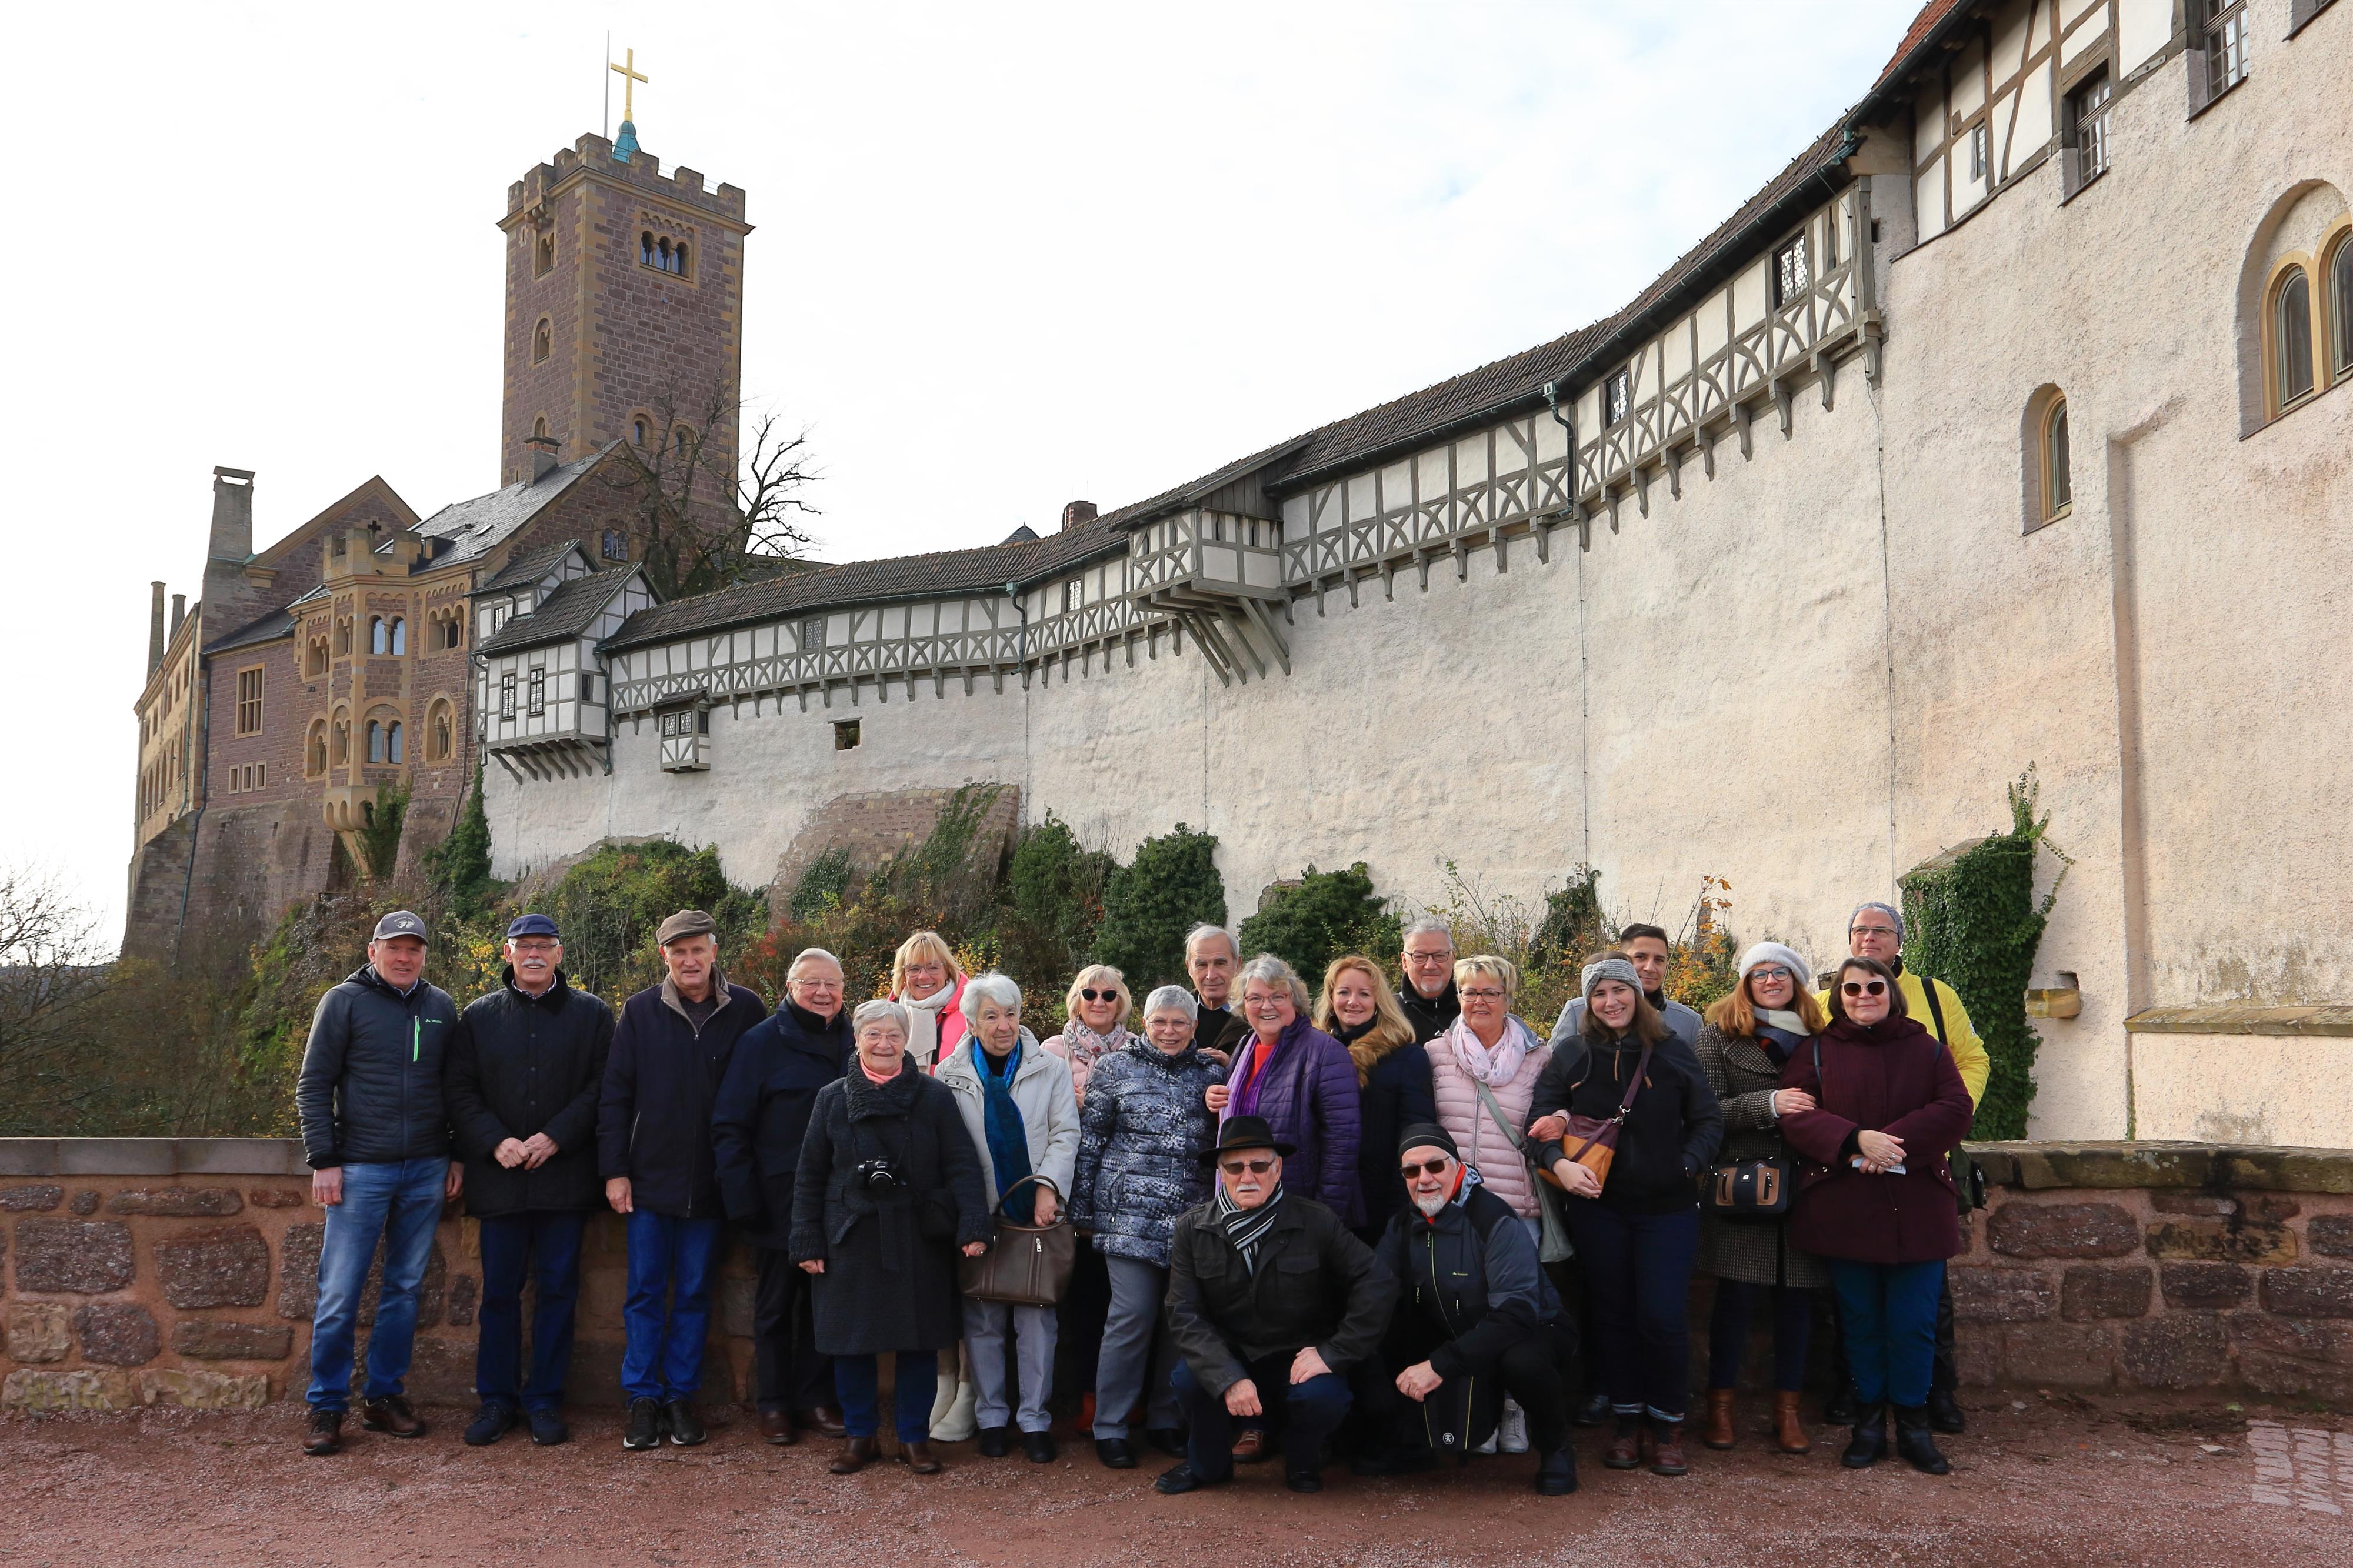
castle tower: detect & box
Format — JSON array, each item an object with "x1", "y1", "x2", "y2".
[{"x1": 497, "y1": 128, "x2": 752, "y2": 488}]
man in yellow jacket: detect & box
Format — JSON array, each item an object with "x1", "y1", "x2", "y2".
[{"x1": 1814, "y1": 900, "x2": 1983, "y2": 1438}]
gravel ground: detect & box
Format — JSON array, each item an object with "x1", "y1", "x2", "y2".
[{"x1": 2, "y1": 1394, "x2": 2344, "y2": 1566}]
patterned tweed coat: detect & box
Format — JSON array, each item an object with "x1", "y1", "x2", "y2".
[{"x1": 1691, "y1": 1022, "x2": 1832, "y2": 1290}]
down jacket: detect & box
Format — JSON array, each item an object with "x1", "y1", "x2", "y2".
[
  {"x1": 932, "y1": 1032, "x2": 1081, "y2": 1212},
  {"x1": 709, "y1": 997, "x2": 854, "y2": 1251},
  {"x1": 1069, "y1": 1037, "x2": 1220, "y2": 1266},
  {"x1": 444, "y1": 970, "x2": 614, "y2": 1216},
  {"x1": 296, "y1": 965, "x2": 460, "y2": 1170},
  {"x1": 1218, "y1": 1015, "x2": 1365, "y2": 1227},
  {"x1": 1424, "y1": 1017, "x2": 1551, "y2": 1220}
]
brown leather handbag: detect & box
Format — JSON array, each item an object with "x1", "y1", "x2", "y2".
[
  {"x1": 1538, "y1": 1042, "x2": 1654, "y2": 1193},
  {"x1": 958, "y1": 1175, "x2": 1075, "y2": 1307}
]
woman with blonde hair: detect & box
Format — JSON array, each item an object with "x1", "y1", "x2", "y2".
[
  {"x1": 1043, "y1": 964, "x2": 1135, "y2": 1103},
  {"x1": 1314, "y1": 955, "x2": 1434, "y2": 1242},
  {"x1": 1692, "y1": 942, "x2": 1830, "y2": 1456},
  {"x1": 889, "y1": 932, "x2": 968, "y2": 1072}
]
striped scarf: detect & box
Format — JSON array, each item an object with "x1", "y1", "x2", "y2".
[{"x1": 1214, "y1": 1178, "x2": 1284, "y2": 1274}]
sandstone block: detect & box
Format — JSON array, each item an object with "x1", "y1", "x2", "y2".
[
  {"x1": 2260, "y1": 1266, "x2": 2353, "y2": 1319},
  {"x1": 1999, "y1": 1322, "x2": 2115, "y2": 1387},
  {"x1": 171, "y1": 1320, "x2": 295, "y2": 1361},
  {"x1": 2251, "y1": 1195, "x2": 2301, "y2": 1221},
  {"x1": 2143, "y1": 1219, "x2": 2298, "y2": 1264},
  {"x1": 2227, "y1": 1310, "x2": 2353, "y2": 1366},
  {"x1": 0, "y1": 1184, "x2": 62, "y2": 1211},
  {"x1": 2119, "y1": 1315, "x2": 2229, "y2": 1389},
  {"x1": 1988, "y1": 1202, "x2": 2138, "y2": 1259},
  {"x1": 1951, "y1": 1266, "x2": 2054, "y2": 1323},
  {"x1": 14, "y1": 1219, "x2": 136, "y2": 1293},
  {"x1": 155, "y1": 1224, "x2": 270, "y2": 1308},
  {"x1": 69, "y1": 1190, "x2": 99, "y2": 1215},
  {"x1": 2061, "y1": 1265, "x2": 2153, "y2": 1320},
  {"x1": 108, "y1": 1187, "x2": 244, "y2": 1217},
  {"x1": 138, "y1": 1369, "x2": 270, "y2": 1409},
  {"x1": 275, "y1": 1223, "x2": 444, "y2": 1325},
  {"x1": 2, "y1": 1368, "x2": 135, "y2": 1412},
  {"x1": 247, "y1": 1188, "x2": 306, "y2": 1209},
  {"x1": 2160, "y1": 1261, "x2": 2252, "y2": 1310},
  {"x1": 2150, "y1": 1192, "x2": 2237, "y2": 1217},
  {"x1": 73, "y1": 1303, "x2": 161, "y2": 1366},
  {"x1": 2237, "y1": 1350, "x2": 2353, "y2": 1406},
  {"x1": 4, "y1": 1302, "x2": 71, "y2": 1363},
  {"x1": 2308, "y1": 1215, "x2": 2353, "y2": 1258}
]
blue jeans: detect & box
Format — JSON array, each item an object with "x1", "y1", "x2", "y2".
[
  {"x1": 1172, "y1": 1354, "x2": 1351, "y2": 1483},
  {"x1": 1565, "y1": 1202, "x2": 1699, "y2": 1422},
  {"x1": 1832, "y1": 1259, "x2": 1945, "y2": 1408},
  {"x1": 475, "y1": 1211, "x2": 587, "y2": 1411},
  {"x1": 306, "y1": 1157, "x2": 447, "y2": 1411},
  {"x1": 621, "y1": 1211, "x2": 724, "y2": 1402},
  {"x1": 834, "y1": 1350, "x2": 939, "y2": 1442}
]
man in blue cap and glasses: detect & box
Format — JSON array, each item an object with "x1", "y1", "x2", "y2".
[{"x1": 445, "y1": 912, "x2": 616, "y2": 1448}]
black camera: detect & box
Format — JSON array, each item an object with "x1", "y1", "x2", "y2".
[{"x1": 851, "y1": 1158, "x2": 904, "y2": 1192}]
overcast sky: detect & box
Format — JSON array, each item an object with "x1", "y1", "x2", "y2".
[{"x1": 7, "y1": 1, "x2": 1918, "y2": 948}]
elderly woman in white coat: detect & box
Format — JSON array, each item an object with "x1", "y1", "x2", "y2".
[{"x1": 934, "y1": 972, "x2": 1080, "y2": 1463}]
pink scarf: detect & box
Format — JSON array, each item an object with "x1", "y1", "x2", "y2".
[{"x1": 1443, "y1": 1014, "x2": 1531, "y2": 1086}]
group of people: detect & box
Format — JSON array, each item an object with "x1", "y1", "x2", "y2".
[{"x1": 291, "y1": 896, "x2": 1985, "y2": 1494}]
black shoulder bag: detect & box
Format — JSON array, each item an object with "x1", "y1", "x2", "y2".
[{"x1": 1699, "y1": 1037, "x2": 1794, "y2": 1224}]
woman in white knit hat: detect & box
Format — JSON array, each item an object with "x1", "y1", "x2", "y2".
[{"x1": 1691, "y1": 942, "x2": 1829, "y2": 1456}]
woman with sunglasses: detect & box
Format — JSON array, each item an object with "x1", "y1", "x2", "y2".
[
  {"x1": 1777, "y1": 954, "x2": 1973, "y2": 1476},
  {"x1": 1691, "y1": 943, "x2": 1831, "y2": 1456},
  {"x1": 1044, "y1": 966, "x2": 1135, "y2": 1103}
]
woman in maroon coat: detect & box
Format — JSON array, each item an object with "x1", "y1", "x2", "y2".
[{"x1": 1777, "y1": 955, "x2": 1972, "y2": 1476}]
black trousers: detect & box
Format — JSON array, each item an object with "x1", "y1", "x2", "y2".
[
  {"x1": 1363, "y1": 1317, "x2": 1576, "y2": 1456},
  {"x1": 1828, "y1": 1273, "x2": 1958, "y2": 1399},
  {"x1": 752, "y1": 1245, "x2": 833, "y2": 1414}
]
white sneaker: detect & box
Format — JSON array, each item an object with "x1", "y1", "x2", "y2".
[
  {"x1": 929, "y1": 1379, "x2": 979, "y2": 1443},
  {"x1": 1474, "y1": 1424, "x2": 1498, "y2": 1454},
  {"x1": 1499, "y1": 1399, "x2": 1529, "y2": 1454}
]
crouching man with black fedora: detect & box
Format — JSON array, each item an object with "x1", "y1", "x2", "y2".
[{"x1": 1156, "y1": 1116, "x2": 1396, "y2": 1496}]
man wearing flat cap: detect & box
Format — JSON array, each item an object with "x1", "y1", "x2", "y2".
[
  {"x1": 597, "y1": 909, "x2": 766, "y2": 1450},
  {"x1": 445, "y1": 913, "x2": 615, "y2": 1448},
  {"x1": 1156, "y1": 1115, "x2": 1397, "y2": 1496},
  {"x1": 1360, "y1": 1123, "x2": 1578, "y2": 1494},
  {"x1": 295, "y1": 910, "x2": 462, "y2": 1457}
]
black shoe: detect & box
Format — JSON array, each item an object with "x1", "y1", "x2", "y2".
[
  {"x1": 1536, "y1": 1447, "x2": 1578, "y2": 1496},
  {"x1": 976, "y1": 1425, "x2": 1011, "y2": 1458},
  {"x1": 1349, "y1": 1447, "x2": 1440, "y2": 1477},
  {"x1": 1572, "y1": 1391, "x2": 1611, "y2": 1428},
  {"x1": 1285, "y1": 1468, "x2": 1324, "y2": 1494},
  {"x1": 527, "y1": 1407, "x2": 569, "y2": 1446},
  {"x1": 1145, "y1": 1426, "x2": 1188, "y2": 1457},
  {"x1": 1894, "y1": 1405, "x2": 1952, "y2": 1474},
  {"x1": 1154, "y1": 1463, "x2": 1221, "y2": 1495},
  {"x1": 664, "y1": 1400, "x2": 706, "y2": 1446},
  {"x1": 1927, "y1": 1387, "x2": 1966, "y2": 1434},
  {"x1": 1822, "y1": 1386, "x2": 1858, "y2": 1426},
  {"x1": 1096, "y1": 1436, "x2": 1138, "y2": 1469},
  {"x1": 1022, "y1": 1430, "x2": 1057, "y2": 1464},
  {"x1": 1840, "y1": 1403, "x2": 1888, "y2": 1469},
  {"x1": 463, "y1": 1401, "x2": 519, "y2": 1447},
  {"x1": 623, "y1": 1397, "x2": 666, "y2": 1451}
]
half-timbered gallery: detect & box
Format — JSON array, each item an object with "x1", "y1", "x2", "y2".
[{"x1": 132, "y1": 0, "x2": 2352, "y2": 1146}]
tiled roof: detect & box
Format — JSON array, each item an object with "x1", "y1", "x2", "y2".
[
  {"x1": 409, "y1": 449, "x2": 611, "y2": 569},
  {"x1": 1878, "y1": 0, "x2": 1966, "y2": 88},
  {"x1": 203, "y1": 605, "x2": 296, "y2": 656},
  {"x1": 482, "y1": 538, "x2": 586, "y2": 592},
  {"x1": 476, "y1": 566, "x2": 642, "y2": 657}
]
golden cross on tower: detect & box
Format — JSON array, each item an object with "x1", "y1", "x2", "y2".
[{"x1": 609, "y1": 48, "x2": 648, "y2": 123}]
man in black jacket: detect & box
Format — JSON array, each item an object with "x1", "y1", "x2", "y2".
[
  {"x1": 1363, "y1": 1125, "x2": 1577, "y2": 1494},
  {"x1": 711, "y1": 946, "x2": 852, "y2": 1446},
  {"x1": 1185, "y1": 923, "x2": 1248, "y2": 1062},
  {"x1": 1397, "y1": 919, "x2": 1461, "y2": 1043},
  {"x1": 295, "y1": 910, "x2": 462, "y2": 1457},
  {"x1": 445, "y1": 913, "x2": 614, "y2": 1449},
  {"x1": 596, "y1": 909, "x2": 766, "y2": 1450},
  {"x1": 1155, "y1": 1116, "x2": 1397, "y2": 1497}
]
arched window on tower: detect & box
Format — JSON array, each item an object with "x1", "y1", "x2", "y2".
[
  {"x1": 388, "y1": 722, "x2": 404, "y2": 765},
  {"x1": 428, "y1": 701, "x2": 454, "y2": 762},
  {"x1": 535, "y1": 232, "x2": 554, "y2": 276},
  {"x1": 632, "y1": 418, "x2": 648, "y2": 447},
  {"x1": 369, "y1": 616, "x2": 387, "y2": 656},
  {"x1": 389, "y1": 617, "x2": 406, "y2": 656},
  {"x1": 674, "y1": 241, "x2": 689, "y2": 276},
  {"x1": 2274, "y1": 266, "x2": 2315, "y2": 412},
  {"x1": 657, "y1": 237, "x2": 673, "y2": 272},
  {"x1": 641, "y1": 231, "x2": 655, "y2": 267},
  {"x1": 532, "y1": 318, "x2": 551, "y2": 363},
  {"x1": 306, "y1": 720, "x2": 329, "y2": 778},
  {"x1": 602, "y1": 527, "x2": 628, "y2": 562},
  {"x1": 534, "y1": 415, "x2": 549, "y2": 439}
]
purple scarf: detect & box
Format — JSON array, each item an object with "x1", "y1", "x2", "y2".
[{"x1": 1227, "y1": 1017, "x2": 1300, "y2": 1120}]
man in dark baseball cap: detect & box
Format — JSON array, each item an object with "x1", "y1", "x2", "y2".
[{"x1": 294, "y1": 908, "x2": 461, "y2": 1456}]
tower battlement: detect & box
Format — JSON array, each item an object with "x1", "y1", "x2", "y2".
[{"x1": 503, "y1": 133, "x2": 748, "y2": 228}]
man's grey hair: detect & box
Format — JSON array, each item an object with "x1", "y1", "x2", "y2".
[
  {"x1": 1184, "y1": 923, "x2": 1237, "y2": 963},
  {"x1": 1142, "y1": 984, "x2": 1198, "y2": 1020},
  {"x1": 787, "y1": 946, "x2": 844, "y2": 982},
  {"x1": 958, "y1": 970, "x2": 1023, "y2": 1024},
  {"x1": 1234, "y1": 953, "x2": 1312, "y2": 1013},
  {"x1": 1401, "y1": 916, "x2": 1455, "y2": 950},
  {"x1": 851, "y1": 998, "x2": 911, "y2": 1039}
]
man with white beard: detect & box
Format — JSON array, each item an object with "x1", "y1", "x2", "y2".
[{"x1": 1360, "y1": 1124, "x2": 1578, "y2": 1495}]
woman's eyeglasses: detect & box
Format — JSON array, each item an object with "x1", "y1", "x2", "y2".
[
  {"x1": 1079, "y1": 988, "x2": 1118, "y2": 1002},
  {"x1": 1458, "y1": 988, "x2": 1506, "y2": 1002},
  {"x1": 1841, "y1": 979, "x2": 1888, "y2": 997},
  {"x1": 1398, "y1": 1157, "x2": 1452, "y2": 1179},
  {"x1": 1218, "y1": 1157, "x2": 1276, "y2": 1176},
  {"x1": 1749, "y1": 966, "x2": 1792, "y2": 983}
]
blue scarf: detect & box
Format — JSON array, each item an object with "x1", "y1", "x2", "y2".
[{"x1": 974, "y1": 1038, "x2": 1037, "y2": 1224}]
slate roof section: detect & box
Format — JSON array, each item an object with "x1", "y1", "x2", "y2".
[
  {"x1": 482, "y1": 538, "x2": 586, "y2": 592},
  {"x1": 477, "y1": 566, "x2": 643, "y2": 657},
  {"x1": 203, "y1": 606, "x2": 298, "y2": 656},
  {"x1": 409, "y1": 449, "x2": 611, "y2": 568}
]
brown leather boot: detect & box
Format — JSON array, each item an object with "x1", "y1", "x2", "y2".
[
  {"x1": 759, "y1": 1408, "x2": 797, "y2": 1446},
  {"x1": 302, "y1": 1407, "x2": 344, "y2": 1457},
  {"x1": 1772, "y1": 1390, "x2": 1812, "y2": 1454},
  {"x1": 360, "y1": 1396, "x2": 425, "y2": 1438},
  {"x1": 1603, "y1": 1416, "x2": 1643, "y2": 1470},
  {"x1": 828, "y1": 1435, "x2": 878, "y2": 1474},
  {"x1": 898, "y1": 1439, "x2": 944, "y2": 1475},
  {"x1": 1649, "y1": 1419, "x2": 1690, "y2": 1476},
  {"x1": 1702, "y1": 1389, "x2": 1737, "y2": 1450}
]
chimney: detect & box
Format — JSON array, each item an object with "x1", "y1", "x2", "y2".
[
  {"x1": 204, "y1": 466, "x2": 258, "y2": 624},
  {"x1": 148, "y1": 582, "x2": 167, "y2": 673},
  {"x1": 525, "y1": 433, "x2": 561, "y2": 482},
  {"x1": 1061, "y1": 499, "x2": 1099, "y2": 532},
  {"x1": 171, "y1": 593, "x2": 186, "y2": 636}
]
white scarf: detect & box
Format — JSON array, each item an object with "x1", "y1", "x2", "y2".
[
  {"x1": 1444, "y1": 1013, "x2": 1531, "y2": 1086},
  {"x1": 901, "y1": 982, "x2": 955, "y2": 1069}
]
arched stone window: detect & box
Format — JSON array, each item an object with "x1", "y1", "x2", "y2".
[
  {"x1": 366, "y1": 719, "x2": 384, "y2": 764},
  {"x1": 369, "y1": 616, "x2": 387, "y2": 656},
  {"x1": 334, "y1": 618, "x2": 352, "y2": 656},
  {"x1": 331, "y1": 712, "x2": 351, "y2": 765},
  {"x1": 305, "y1": 634, "x2": 329, "y2": 677},
  {"x1": 641, "y1": 231, "x2": 655, "y2": 267},
  {"x1": 533, "y1": 415, "x2": 549, "y2": 439},
  {"x1": 532, "y1": 318, "x2": 552, "y2": 363},
  {"x1": 2273, "y1": 266, "x2": 2315, "y2": 412},
  {"x1": 427, "y1": 700, "x2": 454, "y2": 762},
  {"x1": 535, "y1": 232, "x2": 554, "y2": 276},
  {"x1": 2235, "y1": 182, "x2": 2351, "y2": 432},
  {"x1": 632, "y1": 416, "x2": 648, "y2": 447},
  {"x1": 388, "y1": 722, "x2": 404, "y2": 765},
  {"x1": 2326, "y1": 230, "x2": 2353, "y2": 388},
  {"x1": 305, "y1": 719, "x2": 329, "y2": 778},
  {"x1": 674, "y1": 240, "x2": 689, "y2": 276},
  {"x1": 602, "y1": 527, "x2": 628, "y2": 561},
  {"x1": 2020, "y1": 385, "x2": 2072, "y2": 535},
  {"x1": 388, "y1": 617, "x2": 406, "y2": 656}
]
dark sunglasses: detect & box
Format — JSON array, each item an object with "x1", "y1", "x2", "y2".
[
  {"x1": 1080, "y1": 988, "x2": 1119, "y2": 1002},
  {"x1": 1841, "y1": 979, "x2": 1889, "y2": 997},
  {"x1": 1218, "y1": 1156, "x2": 1277, "y2": 1176},
  {"x1": 1398, "y1": 1157, "x2": 1452, "y2": 1179}
]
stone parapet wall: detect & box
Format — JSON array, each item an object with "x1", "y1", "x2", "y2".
[{"x1": 6, "y1": 1139, "x2": 2352, "y2": 1413}]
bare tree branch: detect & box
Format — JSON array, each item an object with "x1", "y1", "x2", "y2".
[{"x1": 595, "y1": 381, "x2": 821, "y2": 599}]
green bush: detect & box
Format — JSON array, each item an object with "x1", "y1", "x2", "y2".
[
  {"x1": 1237, "y1": 862, "x2": 1401, "y2": 983},
  {"x1": 1005, "y1": 814, "x2": 1117, "y2": 975},
  {"x1": 787, "y1": 845, "x2": 858, "y2": 920},
  {"x1": 1095, "y1": 823, "x2": 1225, "y2": 993},
  {"x1": 425, "y1": 765, "x2": 500, "y2": 922},
  {"x1": 358, "y1": 782, "x2": 409, "y2": 880},
  {"x1": 542, "y1": 841, "x2": 767, "y2": 1001}
]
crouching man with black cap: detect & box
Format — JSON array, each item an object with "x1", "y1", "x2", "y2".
[
  {"x1": 1358, "y1": 1123, "x2": 1578, "y2": 1494},
  {"x1": 1156, "y1": 1116, "x2": 1397, "y2": 1496}
]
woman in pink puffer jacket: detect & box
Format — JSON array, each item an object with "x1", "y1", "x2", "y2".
[{"x1": 1425, "y1": 955, "x2": 1552, "y2": 1233}]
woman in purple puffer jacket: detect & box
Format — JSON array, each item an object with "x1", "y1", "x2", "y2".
[{"x1": 1202, "y1": 954, "x2": 1364, "y2": 1227}]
